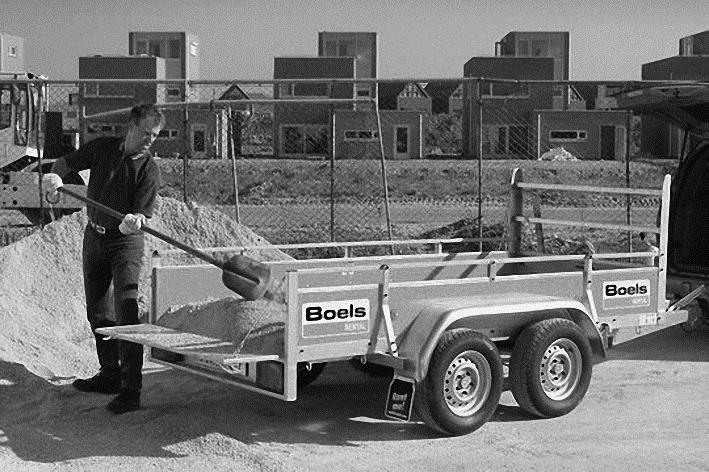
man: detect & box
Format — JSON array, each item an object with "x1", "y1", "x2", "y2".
[{"x1": 44, "y1": 104, "x2": 164, "y2": 414}]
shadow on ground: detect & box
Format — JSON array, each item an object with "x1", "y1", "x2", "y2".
[{"x1": 607, "y1": 324, "x2": 709, "y2": 362}]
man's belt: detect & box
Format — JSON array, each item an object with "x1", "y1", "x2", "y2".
[{"x1": 88, "y1": 221, "x2": 120, "y2": 236}]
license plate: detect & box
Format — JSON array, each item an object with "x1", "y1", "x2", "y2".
[{"x1": 385, "y1": 376, "x2": 415, "y2": 421}]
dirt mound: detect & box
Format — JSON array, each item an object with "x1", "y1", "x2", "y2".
[{"x1": 0, "y1": 196, "x2": 291, "y2": 380}]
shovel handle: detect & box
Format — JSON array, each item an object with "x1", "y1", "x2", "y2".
[{"x1": 57, "y1": 187, "x2": 224, "y2": 269}]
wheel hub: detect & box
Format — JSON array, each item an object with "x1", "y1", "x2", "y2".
[
  {"x1": 539, "y1": 338, "x2": 582, "y2": 401},
  {"x1": 443, "y1": 350, "x2": 491, "y2": 416}
]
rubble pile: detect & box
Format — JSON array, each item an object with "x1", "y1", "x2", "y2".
[{"x1": 0, "y1": 197, "x2": 291, "y2": 380}]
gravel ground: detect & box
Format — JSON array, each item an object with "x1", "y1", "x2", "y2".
[{"x1": 0, "y1": 324, "x2": 707, "y2": 472}]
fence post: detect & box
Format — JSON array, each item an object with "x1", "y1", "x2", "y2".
[
  {"x1": 228, "y1": 107, "x2": 241, "y2": 223},
  {"x1": 182, "y1": 79, "x2": 189, "y2": 203},
  {"x1": 625, "y1": 109, "x2": 632, "y2": 252},
  {"x1": 329, "y1": 81, "x2": 336, "y2": 244},
  {"x1": 476, "y1": 78, "x2": 484, "y2": 252}
]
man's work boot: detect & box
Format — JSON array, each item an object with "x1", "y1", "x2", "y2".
[
  {"x1": 106, "y1": 389, "x2": 141, "y2": 415},
  {"x1": 72, "y1": 372, "x2": 121, "y2": 394}
]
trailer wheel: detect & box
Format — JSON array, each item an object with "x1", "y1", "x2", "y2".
[
  {"x1": 415, "y1": 328, "x2": 503, "y2": 436},
  {"x1": 297, "y1": 362, "x2": 326, "y2": 388},
  {"x1": 509, "y1": 318, "x2": 592, "y2": 418}
]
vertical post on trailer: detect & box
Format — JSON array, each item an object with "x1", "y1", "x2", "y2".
[
  {"x1": 657, "y1": 175, "x2": 671, "y2": 313},
  {"x1": 476, "y1": 79, "x2": 484, "y2": 252},
  {"x1": 285, "y1": 271, "x2": 299, "y2": 401}
]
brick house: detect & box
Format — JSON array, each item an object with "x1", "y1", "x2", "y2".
[{"x1": 462, "y1": 56, "x2": 555, "y2": 159}]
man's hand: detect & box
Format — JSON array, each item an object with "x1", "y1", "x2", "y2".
[
  {"x1": 42, "y1": 173, "x2": 63, "y2": 201},
  {"x1": 118, "y1": 213, "x2": 146, "y2": 235}
]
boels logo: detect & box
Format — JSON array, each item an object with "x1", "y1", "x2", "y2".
[
  {"x1": 602, "y1": 279, "x2": 651, "y2": 309},
  {"x1": 301, "y1": 299, "x2": 370, "y2": 337}
]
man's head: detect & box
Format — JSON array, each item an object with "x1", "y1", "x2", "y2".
[{"x1": 123, "y1": 104, "x2": 165, "y2": 156}]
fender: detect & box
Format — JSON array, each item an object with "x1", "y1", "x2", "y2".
[{"x1": 395, "y1": 292, "x2": 605, "y2": 382}]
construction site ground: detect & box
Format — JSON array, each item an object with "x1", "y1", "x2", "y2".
[{"x1": 0, "y1": 324, "x2": 707, "y2": 472}]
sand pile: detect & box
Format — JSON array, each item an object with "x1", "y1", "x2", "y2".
[{"x1": 0, "y1": 196, "x2": 292, "y2": 380}]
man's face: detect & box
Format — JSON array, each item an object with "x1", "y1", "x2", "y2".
[{"x1": 124, "y1": 117, "x2": 162, "y2": 155}]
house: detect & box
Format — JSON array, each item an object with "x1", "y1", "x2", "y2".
[
  {"x1": 378, "y1": 81, "x2": 431, "y2": 113},
  {"x1": 495, "y1": 31, "x2": 569, "y2": 110},
  {"x1": 79, "y1": 53, "x2": 227, "y2": 159},
  {"x1": 462, "y1": 56, "x2": 555, "y2": 159},
  {"x1": 424, "y1": 80, "x2": 463, "y2": 115},
  {"x1": 272, "y1": 56, "x2": 355, "y2": 158},
  {"x1": 334, "y1": 109, "x2": 423, "y2": 159},
  {"x1": 0, "y1": 32, "x2": 24, "y2": 72},
  {"x1": 536, "y1": 109, "x2": 628, "y2": 160},
  {"x1": 318, "y1": 32, "x2": 377, "y2": 99}
]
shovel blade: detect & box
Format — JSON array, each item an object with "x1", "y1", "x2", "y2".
[{"x1": 222, "y1": 255, "x2": 272, "y2": 301}]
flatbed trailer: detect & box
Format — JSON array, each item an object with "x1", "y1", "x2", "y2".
[{"x1": 98, "y1": 170, "x2": 688, "y2": 436}]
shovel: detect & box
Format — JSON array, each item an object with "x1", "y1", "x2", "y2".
[{"x1": 56, "y1": 187, "x2": 272, "y2": 301}]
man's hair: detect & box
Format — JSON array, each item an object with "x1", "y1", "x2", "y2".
[{"x1": 129, "y1": 103, "x2": 165, "y2": 127}]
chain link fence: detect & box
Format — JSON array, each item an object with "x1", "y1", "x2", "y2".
[{"x1": 0, "y1": 77, "x2": 682, "y2": 257}]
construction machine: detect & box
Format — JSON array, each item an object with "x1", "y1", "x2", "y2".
[{"x1": 0, "y1": 73, "x2": 85, "y2": 225}]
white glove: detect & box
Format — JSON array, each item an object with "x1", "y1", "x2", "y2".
[
  {"x1": 42, "y1": 173, "x2": 63, "y2": 201},
  {"x1": 118, "y1": 213, "x2": 145, "y2": 235}
]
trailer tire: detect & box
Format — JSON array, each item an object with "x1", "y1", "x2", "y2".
[
  {"x1": 297, "y1": 362, "x2": 326, "y2": 388},
  {"x1": 415, "y1": 328, "x2": 503, "y2": 436},
  {"x1": 509, "y1": 318, "x2": 592, "y2": 418}
]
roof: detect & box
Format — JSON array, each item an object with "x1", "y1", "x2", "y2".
[
  {"x1": 377, "y1": 81, "x2": 429, "y2": 103},
  {"x1": 424, "y1": 80, "x2": 461, "y2": 98}
]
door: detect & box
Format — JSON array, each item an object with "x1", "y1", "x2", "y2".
[
  {"x1": 600, "y1": 125, "x2": 616, "y2": 160},
  {"x1": 393, "y1": 126, "x2": 409, "y2": 159},
  {"x1": 191, "y1": 124, "x2": 207, "y2": 158}
]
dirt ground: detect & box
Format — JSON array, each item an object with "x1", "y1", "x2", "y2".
[{"x1": 0, "y1": 324, "x2": 707, "y2": 472}]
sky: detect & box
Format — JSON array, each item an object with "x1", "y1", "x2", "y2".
[{"x1": 2, "y1": 0, "x2": 709, "y2": 81}]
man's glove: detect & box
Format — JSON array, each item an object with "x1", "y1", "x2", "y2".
[
  {"x1": 42, "y1": 173, "x2": 63, "y2": 201},
  {"x1": 118, "y1": 213, "x2": 146, "y2": 235}
]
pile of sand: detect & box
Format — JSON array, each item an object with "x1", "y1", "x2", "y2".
[{"x1": 0, "y1": 196, "x2": 292, "y2": 380}]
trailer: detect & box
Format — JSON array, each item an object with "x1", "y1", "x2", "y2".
[{"x1": 97, "y1": 170, "x2": 688, "y2": 436}]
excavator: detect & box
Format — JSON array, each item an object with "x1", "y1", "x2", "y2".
[{"x1": 0, "y1": 73, "x2": 85, "y2": 225}]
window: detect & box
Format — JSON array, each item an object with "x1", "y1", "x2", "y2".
[
  {"x1": 325, "y1": 41, "x2": 337, "y2": 56},
  {"x1": 190, "y1": 42, "x2": 198, "y2": 56},
  {"x1": 279, "y1": 82, "x2": 329, "y2": 97},
  {"x1": 482, "y1": 82, "x2": 529, "y2": 98},
  {"x1": 482, "y1": 124, "x2": 531, "y2": 157},
  {"x1": 8, "y1": 45, "x2": 17, "y2": 57},
  {"x1": 87, "y1": 123, "x2": 120, "y2": 135},
  {"x1": 167, "y1": 87, "x2": 181, "y2": 97},
  {"x1": 0, "y1": 89, "x2": 11, "y2": 130},
  {"x1": 549, "y1": 130, "x2": 587, "y2": 141},
  {"x1": 168, "y1": 40, "x2": 181, "y2": 58},
  {"x1": 68, "y1": 93, "x2": 78, "y2": 105},
  {"x1": 281, "y1": 125, "x2": 328, "y2": 155},
  {"x1": 158, "y1": 129, "x2": 179, "y2": 139},
  {"x1": 344, "y1": 130, "x2": 379, "y2": 141},
  {"x1": 135, "y1": 41, "x2": 147, "y2": 55},
  {"x1": 401, "y1": 83, "x2": 422, "y2": 98},
  {"x1": 517, "y1": 40, "x2": 529, "y2": 56},
  {"x1": 149, "y1": 41, "x2": 162, "y2": 57},
  {"x1": 84, "y1": 83, "x2": 134, "y2": 98},
  {"x1": 357, "y1": 88, "x2": 370, "y2": 97}
]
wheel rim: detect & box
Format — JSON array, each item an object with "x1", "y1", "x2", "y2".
[
  {"x1": 443, "y1": 350, "x2": 492, "y2": 417},
  {"x1": 539, "y1": 338, "x2": 582, "y2": 401}
]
